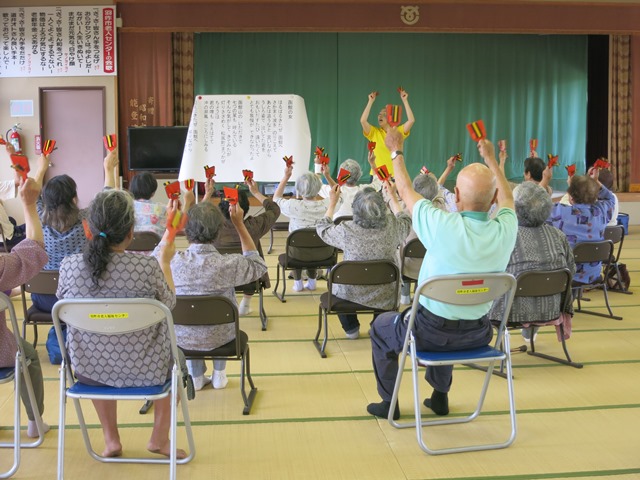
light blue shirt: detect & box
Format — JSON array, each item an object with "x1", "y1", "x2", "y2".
[{"x1": 413, "y1": 198, "x2": 518, "y2": 319}]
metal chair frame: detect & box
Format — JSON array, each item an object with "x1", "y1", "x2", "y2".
[
  {"x1": 20, "y1": 270, "x2": 59, "y2": 347},
  {"x1": 603, "y1": 225, "x2": 632, "y2": 295},
  {"x1": 388, "y1": 273, "x2": 518, "y2": 455},
  {"x1": 0, "y1": 293, "x2": 46, "y2": 479},
  {"x1": 172, "y1": 295, "x2": 258, "y2": 415},
  {"x1": 315, "y1": 260, "x2": 399, "y2": 358},
  {"x1": 51, "y1": 298, "x2": 195, "y2": 480},
  {"x1": 400, "y1": 237, "x2": 427, "y2": 298}
]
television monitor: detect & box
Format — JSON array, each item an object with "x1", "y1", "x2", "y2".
[{"x1": 127, "y1": 126, "x2": 188, "y2": 172}]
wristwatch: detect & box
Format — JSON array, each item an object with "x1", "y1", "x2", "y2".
[{"x1": 391, "y1": 150, "x2": 403, "y2": 160}]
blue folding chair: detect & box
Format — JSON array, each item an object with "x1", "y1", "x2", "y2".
[
  {"x1": 388, "y1": 273, "x2": 518, "y2": 455},
  {"x1": 51, "y1": 298, "x2": 195, "y2": 480},
  {"x1": 0, "y1": 292, "x2": 46, "y2": 479}
]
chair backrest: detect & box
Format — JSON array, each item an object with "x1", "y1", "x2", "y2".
[
  {"x1": 402, "y1": 237, "x2": 427, "y2": 260},
  {"x1": 285, "y1": 228, "x2": 337, "y2": 262},
  {"x1": 22, "y1": 270, "x2": 59, "y2": 295},
  {"x1": 329, "y1": 260, "x2": 399, "y2": 287},
  {"x1": 413, "y1": 273, "x2": 517, "y2": 345},
  {"x1": 603, "y1": 225, "x2": 624, "y2": 262},
  {"x1": 573, "y1": 240, "x2": 614, "y2": 264},
  {"x1": 128, "y1": 231, "x2": 162, "y2": 252},
  {"x1": 334, "y1": 215, "x2": 353, "y2": 225},
  {"x1": 172, "y1": 295, "x2": 239, "y2": 329},
  {"x1": 515, "y1": 268, "x2": 573, "y2": 312}
]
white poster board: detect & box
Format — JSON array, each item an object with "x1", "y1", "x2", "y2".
[
  {"x1": 179, "y1": 94, "x2": 311, "y2": 183},
  {"x1": 0, "y1": 6, "x2": 117, "y2": 77}
]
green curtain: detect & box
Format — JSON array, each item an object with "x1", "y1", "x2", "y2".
[{"x1": 195, "y1": 33, "x2": 587, "y2": 183}]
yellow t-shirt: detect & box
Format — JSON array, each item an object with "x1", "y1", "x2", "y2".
[{"x1": 364, "y1": 125, "x2": 410, "y2": 176}]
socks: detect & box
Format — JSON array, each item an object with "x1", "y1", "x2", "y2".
[{"x1": 423, "y1": 389, "x2": 449, "y2": 416}]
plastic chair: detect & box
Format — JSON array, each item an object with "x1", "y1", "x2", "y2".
[
  {"x1": 217, "y1": 243, "x2": 269, "y2": 331},
  {"x1": 172, "y1": 295, "x2": 258, "y2": 414},
  {"x1": 127, "y1": 231, "x2": 162, "y2": 253},
  {"x1": 51, "y1": 298, "x2": 195, "y2": 480},
  {"x1": 315, "y1": 260, "x2": 399, "y2": 358},
  {"x1": 573, "y1": 240, "x2": 621, "y2": 320},
  {"x1": 388, "y1": 273, "x2": 517, "y2": 455},
  {"x1": 20, "y1": 270, "x2": 59, "y2": 347},
  {"x1": 0, "y1": 292, "x2": 46, "y2": 479},
  {"x1": 603, "y1": 225, "x2": 632, "y2": 294},
  {"x1": 272, "y1": 228, "x2": 337, "y2": 302}
]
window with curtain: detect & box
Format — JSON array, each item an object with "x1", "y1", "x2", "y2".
[{"x1": 195, "y1": 33, "x2": 587, "y2": 184}]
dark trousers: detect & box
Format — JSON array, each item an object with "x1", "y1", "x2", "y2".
[{"x1": 370, "y1": 305, "x2": 493, "y2": 402}]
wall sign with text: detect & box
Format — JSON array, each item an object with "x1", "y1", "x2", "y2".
[{"x1": 0, "y1": 6, "x2": 117, "y2": 77}]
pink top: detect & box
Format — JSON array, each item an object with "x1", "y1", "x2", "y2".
[{"x1": 0, "y1": 239, "x2": 48, "y2": 367}]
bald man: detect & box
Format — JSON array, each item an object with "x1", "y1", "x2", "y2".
[{"x1": 367, "y1": 130, "x2": 517, "y2": 420}]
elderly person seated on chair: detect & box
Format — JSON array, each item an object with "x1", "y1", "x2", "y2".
[
  {"x1": 57, "y1": 189, "x2": 186, "y2": 459},
  {"x1": 546, "y1": 167, "x2": 615, "y2": 284},
  {"x1": 488, "y1": 182, "x2": 576, "y2": 341},
  {"x1": 316, "y1": 185, "x2": 411, "y2": 339},
  {"x1": 158, "y1": 200, "x2": 267, "y2": 391},
  {"x1": 0, "y1": 177, "x2": 50, "y2": 438},
  {"x1": 209, "y1": 177, "x2": 279, "y2": 316},
  {"x1": 273, "y1": 164, "x2": 340, "y2": 292},
  {"x1": 129, "y1": 171, "x2": 167, "y2": 237},
  {"x1": 397, "y1": 173, "x2": 446, "y2": 305},
  {"x1": 366, "y1": 132, "x2": 517, "y2": 420},
  {"x1": 316, "y1": 151, "x2": 382, "y2": 219}
]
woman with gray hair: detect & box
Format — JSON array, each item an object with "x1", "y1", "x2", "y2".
[
  {"x1": 157, "y1": 201, "x2": 266, "y2": 390},
  {"x1": 274, "y1": 163, "x2": 340, "y2": 291},
  {"x1": 316, "y1": 185, "x2": 411, "y2": 339},
  {"x1": 316, "y1": 151, "x2": 382, "y2": 219},
  {"x1": 57, "y1": 189, "x2": 185, "y2": 459},
  {"x1": 488, "y1": 181, "x2": 575, "y2": 340}
]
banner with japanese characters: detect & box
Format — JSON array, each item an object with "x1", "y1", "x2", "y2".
[
  {"x1": 0, "y1": 6, "x2": 117, "y2": 77},
  {"x1": 179, "y1": 94, "x2": 312, "y2": 183}
]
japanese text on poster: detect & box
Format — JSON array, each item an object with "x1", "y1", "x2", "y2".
[
  {"x1": 0, "y1": 6, "x2": 117, "y2": 77},
  {"x1": 179, "y1": 95, "x2": 311, "y2": 183}
]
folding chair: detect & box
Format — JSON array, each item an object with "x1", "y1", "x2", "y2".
[
  {"x1": 217, "y1": 243, "x2": 269, "y2": 331},
  {"x1": 0, "y1": 292, "x2": 46, "y2": 479},
  {"x1": 127, "y1": 230, "x2": 161, "y2": 253},
  {"x1": 400, "y1": 237, "x2": 427, "y2": 299},
  {"x1": 572, "y1": 240, "x2": 621, "y2": 320},
  {"x1": 515, "y1": 268, "x2": 582, "y2": 368},
  {"x1": 20, "y1": 270, "x2": 59, "y2": 347},
  {"x1": 603, "y1": 225, "x2": 632, "y2": 294},
  {"x1": 315, "y1": 260, "x2": 399, "y2": 358},
  {"x1": 267, "y1": 220, "x2": 289, "y2": 254},
  {"x1": 0, "y1": 223, "x2": 12, "y2": 253},
  {"x1": 172, "y1": 295, "x2": 258, "y2": 415},
  {"x1": 272, "y1": 228, "x2": 337, "y2": 302},
  {"x1": 388, "y1": 273, "x2": 518, "y2": 455},
  {"x1": 51, "y1": 298, "x2": 195, "y2": 480}
]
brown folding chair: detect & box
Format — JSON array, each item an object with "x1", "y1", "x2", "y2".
[
  {"x1": 20, "y1": 270, "x2": 59, "y2": 347},
  {"x1": 267, "y1": 220, "x2": 289, "y2": 254},
  {"x1": 172, "y1": 295, "x2": 258, "y2": 415},
  {"x1": 514, "y1": 268, "x2": 582, "y2": 368},
  {"x1": 272, "y1": 228, "x2": 338, "y2": 303},
  {"x1": 400, "y1": 237, "x2": 426, "y2": 298},
  {"x1": 573, "y1": 240, "x2": 621, "y2": 320},
  {"x1": 217, "y1": 242, "x2": 269, "y2": 331},
  {"x1": 603, "y1": 225, "x2": 632, "y2": 294},
  {"x1": 127, "y1": 230, "x2": 162, "y2": 253},
  {"x1": 315, "y1": 260, "x2": 399, "y2": 358}
]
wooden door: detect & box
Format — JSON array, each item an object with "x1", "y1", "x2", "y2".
[{"x1": 40, "y1": 88, "x2": 105, "y2": 208}]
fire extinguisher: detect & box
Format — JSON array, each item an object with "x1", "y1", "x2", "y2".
[{"x1": 6, "y1": 123, "x2": 22, "y2": 154}]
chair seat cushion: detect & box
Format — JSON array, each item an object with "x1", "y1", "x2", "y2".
[
  {"x1": 320, "y1": 293, "x2": 381, "y2": 314},
  {"x1": 181, "y1": 330, "x2": 248, "y2": 358},
  {"x1": 416, "y1": 345, "x2": 505, "y2": 365},
  {"x1": 69, "y1": 379, "x2": 171, "y2": 397},
  {"x1": 25, "y1": 306, "x2": 53, "y2": 324}
]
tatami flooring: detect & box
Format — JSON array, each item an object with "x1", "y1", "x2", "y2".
[{"x1": 2, "y1": 226, "x2": 640, "y2": 479}]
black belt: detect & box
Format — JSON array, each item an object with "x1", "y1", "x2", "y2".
[{"x1": 441, "y1": 319, "x2": 485, "y2": 330}]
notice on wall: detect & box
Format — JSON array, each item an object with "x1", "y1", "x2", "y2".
[
  {"x1": 0, "y1": 6, "x2": 117, "y2": 77},
  {"x1": 179, "y1": 94, "x2": 312, "y2": 183}
]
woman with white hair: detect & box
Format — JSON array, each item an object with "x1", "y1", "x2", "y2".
[
  {"x1": 274, "y1": 164, "x2": 340, "y2": 291},
  {"x1": 316, "y1": 151, "x2": 381, "y2": 219},
  {"x1": 316, "y1": 185, "x2": 411, "y2": 339}
]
